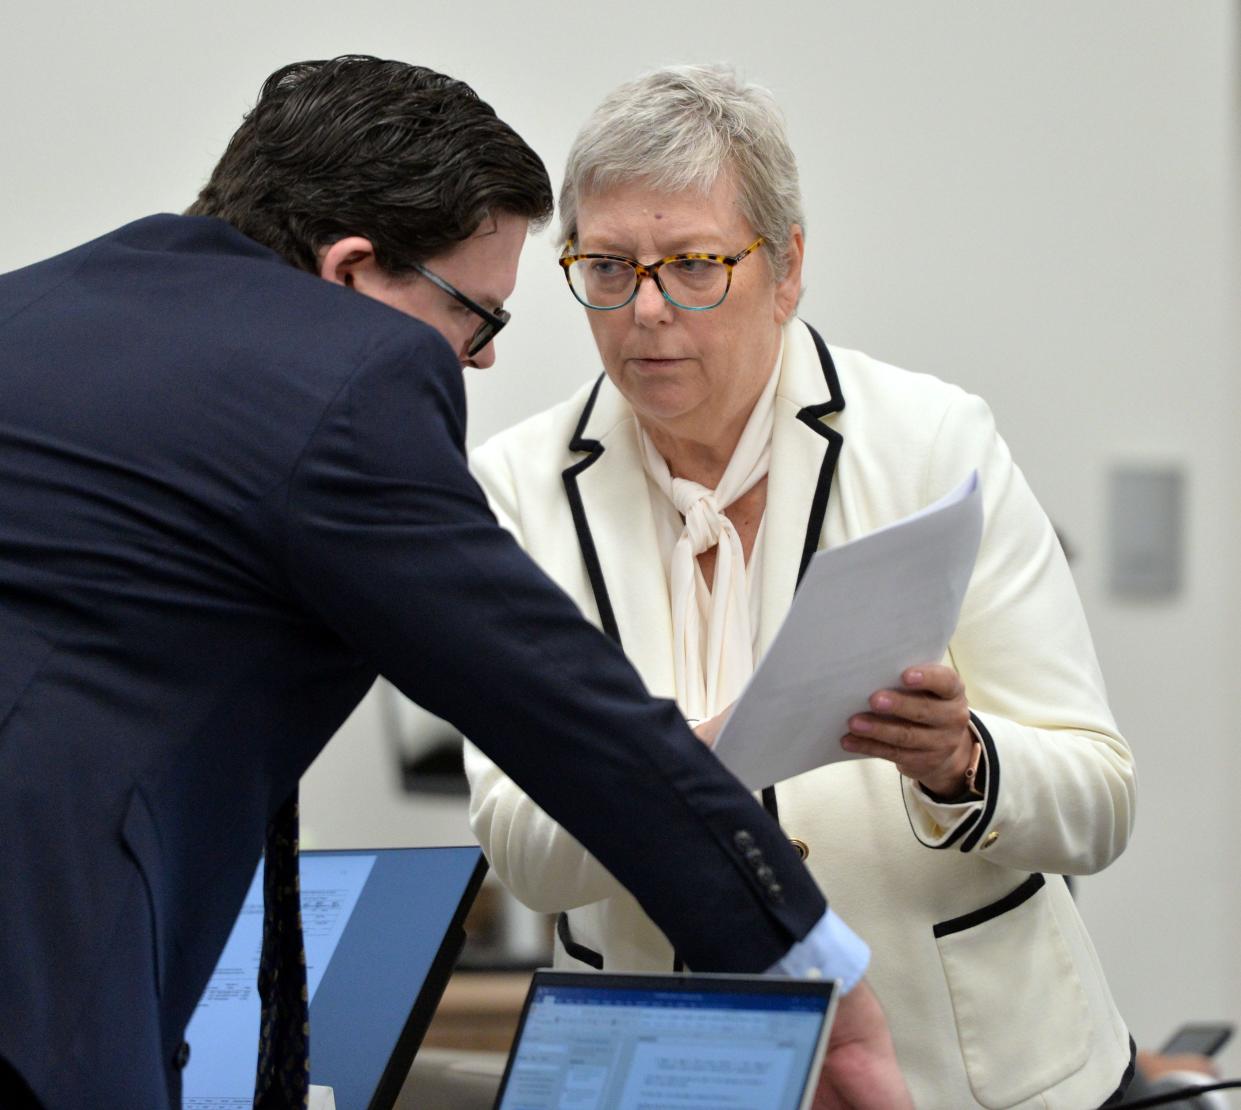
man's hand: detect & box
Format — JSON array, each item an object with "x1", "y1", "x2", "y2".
[
  {"x1": 813, "y1": 980, "x2": 911, "y2": 1109},
  {"x1": 842, "y1": 663, "x2": 974, "y2": 797}
]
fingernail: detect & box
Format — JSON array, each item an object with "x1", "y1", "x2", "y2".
[
  {"x1": 841, "y1": 737, "x2": 857, "y2": 751},
  {"x1": 873, "y1": 693, "x2": 893, "y2": 711},
  {"x1": 851, "y1": 717, "x2": 872, "y2": 733},
  {"x1": 906, "y1": 669, "x2": 923, "y2": 685}
]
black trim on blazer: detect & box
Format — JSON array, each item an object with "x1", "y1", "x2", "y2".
[
  {"x1": 897, "y1": 714, "x2": 997, "y2": 851},
  {"x1": 770, "y1": 325, "x2": 843, "y2": 823},
  {"x1": 558, "y1": 911, "x2": 686, "y2": 975},
  {"x1": 561, "y1": 326, "x2": 847, "y2": 650},
  {"x1": 561, "y1": 375, "x2": 621, "y2": 643},
  {"x1": 899, "y1": 779, "x2": 982, "y2": 850},
  {"x1": 561, "y1": 329, "x2": 844, "y2": 831},
  {"x1": 926, "y1": 799, "x2": 982, "y2": 851},
  {"x1": 1099, "y1": 1037, "x2": 1137, "y2": 1106},
  {"x1": 793, "y1": 326, "x2": 846, "y2": 588},
  {"x1": 932, "y1": 872, "x2": 1044, "y2": 939},
  {"x1": 959, "y1": 712, "x2": 1000, "y2": 853},
  {"x1": 556, "y1": 911, "x2": 604, "y2": 969},
  {"x1": 561, "y1": 377, "x2": 681, "y2": 973}
]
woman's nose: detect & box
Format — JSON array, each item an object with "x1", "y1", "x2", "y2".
[{"x1": 632, "y1": 275, "x2": 673, "y2": 326}]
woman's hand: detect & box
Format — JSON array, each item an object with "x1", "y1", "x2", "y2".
[
  {"x1": 841, "y1": 664, "x2": 975, "y2": 797},
  {"x1": 691, "y1": 704, "x2": 734, "y2": 749}
]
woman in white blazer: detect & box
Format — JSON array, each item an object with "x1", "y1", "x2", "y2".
[{"x1": 465, "y1": 65, "x2": 1136, "y2": 1109}]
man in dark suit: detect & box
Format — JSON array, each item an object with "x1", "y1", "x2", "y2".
[{"x1": 0, "y1": 56, "x2": 904, "y2": 1109}]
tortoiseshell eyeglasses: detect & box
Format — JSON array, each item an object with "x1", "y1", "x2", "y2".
[{"x1": 559, "y1": 237, "x2": 765, "y2": 311}]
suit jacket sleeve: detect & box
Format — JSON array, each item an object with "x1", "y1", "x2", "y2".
[
  {"x1": 278, "y1": 324, "x2": 827, "y2": 971},
  {"x1": 462, "y1": 444, "x2": 631, "y2": 912},
  {"x1": 900, "y1": 390, "x2": 1136, "y2": 872}
]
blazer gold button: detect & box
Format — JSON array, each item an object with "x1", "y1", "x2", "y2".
[
  {"x1": 789, "y1": 838, "x2": 809, "y2": 860},
  {"x1": 981, "y1": 830, "x2": 1000, "y2": 850}
]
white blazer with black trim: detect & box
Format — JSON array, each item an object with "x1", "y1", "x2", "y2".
[{"x1": 465, "y1": 318, "x2": 1136, "y2": 1108}]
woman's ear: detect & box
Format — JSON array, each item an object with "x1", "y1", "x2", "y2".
[{"x1": 773, "y1": 224, "x2": 805, "y2": 324}]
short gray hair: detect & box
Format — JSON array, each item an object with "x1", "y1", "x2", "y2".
[{"x1": 559, "y1": 64, "x2": 804, "y2": 280}]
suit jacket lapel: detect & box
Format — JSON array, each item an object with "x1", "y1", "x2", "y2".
[
  {"x1": 759, "y1": 321, "x2": 846, "y2": 655},
  {"x1": 561, "y1": 376, "x2": 678, "y2": 700}
]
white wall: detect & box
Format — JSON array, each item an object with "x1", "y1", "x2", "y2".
[{"x1": 5, "y1": 0, "x2": 1237, "y2": 1078}]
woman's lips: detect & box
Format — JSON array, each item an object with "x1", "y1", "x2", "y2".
[{"x1": 628, "y1": 357, "x2": 687, "y2": 373}]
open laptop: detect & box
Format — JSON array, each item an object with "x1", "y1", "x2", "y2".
[
  {"x1": 182, "y1": 845, "x2": 486, "y2": 1110},
  {"x1": 493, "y1": 970, "x2": 839, "y2": 1110}
]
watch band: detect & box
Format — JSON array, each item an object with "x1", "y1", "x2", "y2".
[{"x1": 963, "y1": 737, "x2": 985, "y2": 798}]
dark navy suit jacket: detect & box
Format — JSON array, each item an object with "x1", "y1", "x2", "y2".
[{"x1": 0, "y1": 216, "x2": 826, "y2": 1108}]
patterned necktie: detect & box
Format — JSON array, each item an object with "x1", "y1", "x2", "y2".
[{"x1": 254, "y1": 791, "x2": 309, "y2": 1109}]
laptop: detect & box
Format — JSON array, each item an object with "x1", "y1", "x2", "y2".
[
  {"x1": 493, "y1": 970, "x2": 839, "y2": 1110},
  {"x1": 182, "y1": 845, "x2": 486, "y2": 1110}
]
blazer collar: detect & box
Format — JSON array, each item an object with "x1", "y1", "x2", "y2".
[
  {"x1": 759, "y1": 319, "x2": 845, "y2": 653},
  {"x1": 561, "y1": 319, "x2": 845, "y2": 693},
  {"x1": 561, "y1": 375, "x2": 678, "y2": 698}
]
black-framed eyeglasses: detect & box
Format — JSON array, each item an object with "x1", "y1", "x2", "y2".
[
  {"x1": 558, "y1": 237, "x2": 765, "y2": 312},
  {"x1": 410, "y1": 262, "x2": 510, "y2": 357}
]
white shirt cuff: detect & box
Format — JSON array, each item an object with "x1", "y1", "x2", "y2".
[{"x1": 764, "y1": 908, "x2": 869, "y2": 993}]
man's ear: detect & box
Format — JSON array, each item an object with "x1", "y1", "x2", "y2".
[{"x1": 317, "y1": 236, "x2": 382, "y2": 289}]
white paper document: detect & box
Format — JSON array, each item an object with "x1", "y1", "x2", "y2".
[{"x1": 713, "y1": 471, "x2": 983, "y2": 791}]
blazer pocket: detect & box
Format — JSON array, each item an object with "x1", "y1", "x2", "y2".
[
  {"x1": 934, "y1": 874, "x2": 1090, "y2": 1108},
  {"x1": 0, "y1": 617, "x2": 54, "y2": 735}
]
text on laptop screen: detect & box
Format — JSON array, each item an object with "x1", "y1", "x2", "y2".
[
  {"x1": 498, "y1": 982, "x2": 829, "y2": 1110},
  {"x1": 182, "y1": 846, "x2": 484, "y2": 1110}
]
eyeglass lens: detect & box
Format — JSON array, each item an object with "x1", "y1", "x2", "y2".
[
  {"x1": 566, "y1": 257, "x2": 730, "y2": 310},
  {"x1": 466, "y1": 308, "x2": 509, "y2": 357},
  {"x1": 467, "y1": 322, "x2": 495, "y2": 357}
]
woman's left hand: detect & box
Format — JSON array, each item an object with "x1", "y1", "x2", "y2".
[
  {"x1": 691, "y1": 704, "x2": 734, "y2": 749},
  {"x1": 842, "y1": 664, "x2": 975, "y2": 797}
]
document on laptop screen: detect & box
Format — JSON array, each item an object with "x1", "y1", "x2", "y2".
[
  {"x1": 183, "y1": 853, "x2": 376, "y2": 1109},
  {"x1": 499, "y1": 982, "x2": 828, "y2": 1110}
]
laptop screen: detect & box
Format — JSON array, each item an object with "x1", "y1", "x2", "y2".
[
  {"x1": 182, "y1": 846, "x2": 485, "y2": 1110},
  {"x1": 495, "y1": 971, "x2": 837, "y2": 1110}
]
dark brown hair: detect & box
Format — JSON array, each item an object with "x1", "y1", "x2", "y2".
[{"x1": 187, "y1": 55, "x2": 553, "y2": 273}]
